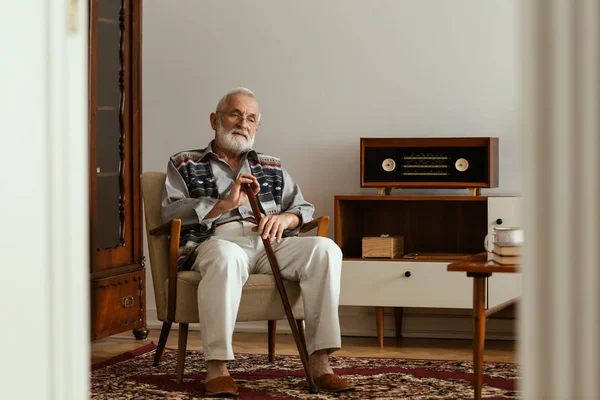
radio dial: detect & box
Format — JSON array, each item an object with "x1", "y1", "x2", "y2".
[
  {"x1": 455, "y1": 158, "x2": 469, "y2": 172},
  {"x1": 382, "y1": 158, "x2": 396, "y2": 172}
]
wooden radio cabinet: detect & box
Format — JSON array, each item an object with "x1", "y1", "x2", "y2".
[
  {"x1": 361, "y1": 137, "x2": 499, "y2": 196},
  {"x1": 334, "y1": 195, "x2": 522, "y2": 346}
]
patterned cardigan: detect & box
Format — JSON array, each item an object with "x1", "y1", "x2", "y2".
[{"x1": 169, "y1": 149, "x2": 286, "y2": 271}]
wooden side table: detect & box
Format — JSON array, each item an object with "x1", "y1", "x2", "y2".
[{"x1": 447, "y1": 254, "x2": 520, "y2": 400}]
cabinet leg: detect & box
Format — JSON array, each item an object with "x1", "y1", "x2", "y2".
[
  {"x1": 393, "y1": 307, "x2": 403, "y2": 342},
  {"x1": 133, "y1": 326, "x2": 149, "y2": 340},
  {"x1": 375, "y1": 307, "x2": 384, "y2": 347}
]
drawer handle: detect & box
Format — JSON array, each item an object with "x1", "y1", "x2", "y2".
[
  {"x1": 496, "y1": 218, "x2": 503, "y2": 225},
  {"x1": 404, "y1": 271, "x2": 411, "y2": 278},
  {"x1": 122, "y1": 296, "x2": 134, "y2": 308}
]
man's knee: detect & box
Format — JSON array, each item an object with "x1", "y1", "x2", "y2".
[
  {"x1": 195, "y1": 239, "x2": 248, "y2": 275},
  {"x1": 311, "y1": 237, "x2": 343, "y2": 264},
  {"x1": 318, "y1": 236, "x2": 343, "y2": 256}
]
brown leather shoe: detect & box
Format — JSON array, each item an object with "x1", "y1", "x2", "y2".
[
  {"x1": 315, "y1": 373, "x2": 355, "y2": 393},
  {"x1": 204, "y1": 376, "x2": 239, "y2": 397}
]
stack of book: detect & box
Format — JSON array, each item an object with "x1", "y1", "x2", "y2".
[{"x1": 489, "y1": 243, "x2": 522, "y2": 265}]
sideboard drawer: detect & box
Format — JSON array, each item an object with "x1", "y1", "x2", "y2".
[
  {"x1": 487, "y1": 196, "x2": 524, "y2": 233},
  {"x1": 340, "y1": 260, "x2": 472, "y2": 308},
  {"x1": 90, "y1": 271, "x2": 145, "y2": 340}
]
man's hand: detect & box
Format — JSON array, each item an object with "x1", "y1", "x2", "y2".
[
  {"x1": 254, "y1": 213, "x2": 300, "y2": 244},
  {"x1": 204, "y1": 173, "x2": 260, "y2": 220},
  {"x1": 222, "y1": 173, "x2": 260, "y2": 210}
]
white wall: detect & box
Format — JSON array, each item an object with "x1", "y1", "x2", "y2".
[
  {"x1": 0, "y1": 1, "x2": 89, "y2": 399},
  {"x1": 142, "y1": 0, "x2": 521, "y2": 332}
]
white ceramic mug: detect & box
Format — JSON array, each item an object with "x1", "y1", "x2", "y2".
[{"x1": 484, "y1": 227, "x2": 524, "y2": 252}]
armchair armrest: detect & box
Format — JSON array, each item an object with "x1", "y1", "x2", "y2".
[
  {"x1": 150, "y1": 219, "x2": 180, "y2": 236},
  {"x1": 150, "y1": 218, "x2": 181, "y2": 322},
  {"x1": 300, "y1": 216, "x2": 329, "y2": 238}
]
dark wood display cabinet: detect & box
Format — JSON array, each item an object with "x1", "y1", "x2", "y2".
[{"x1": 88, "y1": 0, "x2": 148, "y2": 341}]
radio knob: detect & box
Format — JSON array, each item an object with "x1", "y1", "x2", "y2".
[
  {"x1": 382, "y1": 158, "x2": 396, "y2": 172},
  {"x1": 496, "y1": 218, "x2": 503, "y2": 225},
  {"x1": 455, "y1": 158, "x2": 469, "y2": 172},
  {"x1": 404, "y1": 271, "x2": 411, "y2": 278}
]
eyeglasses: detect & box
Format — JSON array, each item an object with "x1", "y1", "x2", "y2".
[{"x1": 217, "y1": 111, "x2": 261, "y2": 127}]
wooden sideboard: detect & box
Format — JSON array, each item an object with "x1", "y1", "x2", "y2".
[{"x1": 334, "y1": 195, "x2": 523, "y2": 346}]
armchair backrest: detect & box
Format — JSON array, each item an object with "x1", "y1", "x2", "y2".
[{"x1": 140, "y1": 172, "x2": 169, "y2": 321}]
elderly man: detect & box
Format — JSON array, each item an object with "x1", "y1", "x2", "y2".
[{"x1": 161, "y1": 87, "x2": 353, "y2": 396}]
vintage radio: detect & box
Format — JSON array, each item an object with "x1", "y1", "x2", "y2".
[{"x1": 360, "y1": 137, "x2": 499, "y2": 195}]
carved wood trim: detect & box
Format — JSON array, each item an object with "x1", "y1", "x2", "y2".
[
  {"x1": 138, "y1": 276, "x2": 144, "y2": 321},
  {"x1": 96, "y1": 274, "x2": 140, "y2": 289},
  {"x1": 117, "y1": 0, "x2": 126, "y2": 246}
]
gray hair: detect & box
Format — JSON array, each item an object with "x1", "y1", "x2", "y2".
[{"x1": 215, "y1": 87, "x2": 261, "y2": 121}]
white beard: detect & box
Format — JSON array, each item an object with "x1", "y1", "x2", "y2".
[{"x1": 215, "y1": 120, "x2": 255, "y2": 155}]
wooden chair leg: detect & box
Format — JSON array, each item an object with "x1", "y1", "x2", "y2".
[
  {"x1": 153, "y1": 321, "x2": 172, "y2": 366},
  {"x1": 297, "y1": 319, "x2": 309, "y2": 360},
  {"x1": 268, "y1": 320, "x2": 276, "y2": 362},
  {"x1": 176, "y1": 323, "x2": 189, "y2": 384}
]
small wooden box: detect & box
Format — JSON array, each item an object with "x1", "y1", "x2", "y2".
[{"x1": 362, "y1": 236, "x2": 404, "y2": 258}]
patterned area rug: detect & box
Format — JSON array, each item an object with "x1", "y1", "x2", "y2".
[{"x1": 91, "y1": 343, "x2": 519, "y2": 399}]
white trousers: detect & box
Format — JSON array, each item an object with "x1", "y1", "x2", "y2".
[{"x1": 191, "y1": 220, "x2": 343, "y2": 361}]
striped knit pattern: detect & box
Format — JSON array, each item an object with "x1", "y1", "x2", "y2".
[
  {"x1": 171, "y1": 151, "x2": 219, "y2": 199},
  {"x1": 250, "y1": 154, "x2": 283, "y2": 215},
  {"x1": 170, "y1": 149, "x2": 284, "y2": 271}
]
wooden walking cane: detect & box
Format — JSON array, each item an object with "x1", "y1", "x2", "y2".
[{"x1": 243, "y1": 184, "x2": 318, "y2": 394}]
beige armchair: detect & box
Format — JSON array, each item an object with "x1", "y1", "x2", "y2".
[{"x1": 140, "y1": 172, "x2": 330, "y2": 383}]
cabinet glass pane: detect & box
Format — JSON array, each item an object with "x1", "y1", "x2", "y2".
[
  {"x1": 97, "y1": 21, "x2": 120, "y2": 107},
  {"x1": 96, "y1": 176, "x2": 122, "y2": 249},
  {"x1": 98, "y1": 0, "x2": 121, "y2": 21},
  {"x1": 96, "y1": 110, "x2": 120, "y2": 174},
  {"x1": 95, "y1": 1, "x2": 124, "y2": 250}
]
